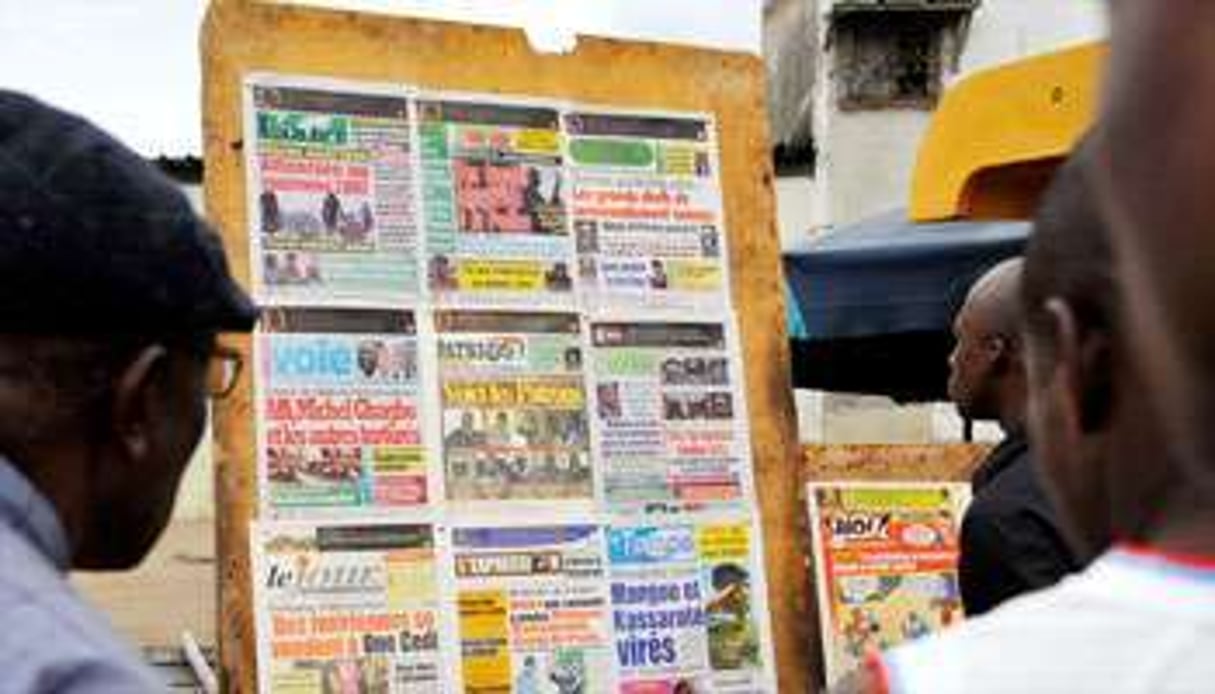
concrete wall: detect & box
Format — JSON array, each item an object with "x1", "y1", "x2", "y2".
[
  {"x1": 821, "y1": 109, "x2": 931, "y2": 224},
  {"x1": 957, "y1": 0, "x2": 1106, "y2": 76},
  {"x1": 813, "y1": 0, "x2": 1106, "y2": 228}
]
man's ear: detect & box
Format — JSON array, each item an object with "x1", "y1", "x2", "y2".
[
  {"x1": 985, "y1": 333, "x2": 1017, "y2": 373},
  {"x1": 1043, "y1": 298, "x2": 1085, "y2": 434},
  {"x1": 110, "y1": 344, "x2": 169, "y2": 464}
]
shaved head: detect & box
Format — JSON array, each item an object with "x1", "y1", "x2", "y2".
[
  {"x1": 948, "y1": 258, "x2": 1026, "y2": 424},
  {"x1": 965, "y1": 258, "x2": 1024, "y2": 340}
]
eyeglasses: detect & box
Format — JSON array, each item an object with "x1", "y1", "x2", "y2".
[{"x1": 206, "y1": 344, "x2": 244, "y2": 399}]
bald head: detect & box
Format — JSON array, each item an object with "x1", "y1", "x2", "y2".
[
  {"x1": 964, "y1": 258, "x2": 1024, "y2": 341},
  {"x1": 948, "y1": 258, "x2": 1027, "y2": 424}
]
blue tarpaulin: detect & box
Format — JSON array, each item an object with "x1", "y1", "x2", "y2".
[
  {"x1": 784, "y1": 210, "x2": 1029, "y2": 341},
  {"x1": 783, "y1": 210, "x2": 1029, "y2": 400}
]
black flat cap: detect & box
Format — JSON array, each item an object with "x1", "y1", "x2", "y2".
[{"x1": 0, "y1": 90, "x2": 258, "y2": 335}]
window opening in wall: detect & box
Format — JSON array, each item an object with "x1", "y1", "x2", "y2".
[{"x1": 832, "y1": 12, "x2": 967, "y2": 111}]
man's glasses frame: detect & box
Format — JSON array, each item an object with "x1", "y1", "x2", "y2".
[{"x1": 207, "y1": 344, "x2": 244, "y2": 399}]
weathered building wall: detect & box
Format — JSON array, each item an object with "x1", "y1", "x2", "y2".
[{"x1": 767, "y1": 0, "x2": 1106, "y2": 445}]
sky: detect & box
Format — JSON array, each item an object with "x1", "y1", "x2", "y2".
[{"x1": 0, "y1": 1, "x2": 760, "y2": 156}]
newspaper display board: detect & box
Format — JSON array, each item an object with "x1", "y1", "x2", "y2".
[
  {"x1": 420, "y1": 98, "x2": 575, "y2": 307},
  {"x1": 566, "y1": 111, "x2": 729, "y2": 309},
  {"x1": 250, "y1": 521, "x2": 448, "y2": 693},
  {"x1": 453, "y1": 525, "x2": 614, "y2": 693},
  {"x1": 240, "y1": 70, "x2": 783, "y2": 693},
  {"x1": 245, "y1": 76, "x2": 420, "y2": 306},
  {"x1": 588, "y1": 318, "x2": 752, "y2": 514},
  {"x1": 255, "y1": 308, "x2": 431, "y2": 517},
  {"x1": 435, "y1": 310, "x2": 592, "y2": 507},
  {"x1": 607, "y1": 518, "x2": 775, "y2": 693},
  {"x1": 807, "y1": 482, "x2": 971, "y2": 686}
]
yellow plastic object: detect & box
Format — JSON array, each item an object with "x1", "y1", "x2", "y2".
[{"x1": 909, "y1": 42, "x2": 1105, "y2": 221}]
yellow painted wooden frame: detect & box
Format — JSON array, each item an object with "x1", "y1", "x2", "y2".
[{"x1": 201, "y1": 0, "x2": 808, "y2": 690}]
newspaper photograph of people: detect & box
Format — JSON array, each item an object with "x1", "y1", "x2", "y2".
[
  {"x1": 245, "y1": 76, "x2": 420, "y2": 305},
  {"x1": 420, "y1": 98, "x2": 573, "y2": 306},
  {"x1": 565, "y1": 111, "x2": 728, "y2": 310},
  {"x1": 807, "y1": 482, "x2": 971, "y2": 686},
  {"x1": 588, "y1": 318, "x2": 752, "y2": 513},
  {"x1": 435, "y1": 310, "x2": 592, "y2": 505},
  {"x1": 256, "y1": 308, "x2": 430, "y2": 516},
  {"x1": 607, "y1": 518, "x2": 776, "y2": 693},
  {"x1": 251, "y1": 522, "x2": 446, "y2": 693},
  {"x1": 453, "y1": 525, "x2": 613, "y2": 693}
]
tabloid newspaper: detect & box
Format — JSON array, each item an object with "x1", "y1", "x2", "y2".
[
  {"x1": 435, "y1": 310, "x2": 592, "y2": 506},
  {"x1": 242, "y1": 73, "x2": 781, "y2": 693},
  {"x1": 420, "y1": 98, "x2": 576, "y2": 308},
  {"x1": 251, "y1": 521, "x2": 447, "y2": 693},
  {"x1": 565, "y1": 111, "x2": 729, "y2": 310},
  {"x1": 607, "y1": 518, "x2": 776, "y2": 693},
  {"x1": 807, "y1": 482, "x2": 972, "y2": 686},
  {"x1": 453, "y1": 525, "x2": 613, "y2": 693},
  {"x1": 245, "y1": 75, "x2": 420, "y2": 306},
  {"x1": 588, "y1": 317, "x2": 753, "y2": 513},
  {"x1": 255, "y1": 308, "x2": 431, "y2": 517}
]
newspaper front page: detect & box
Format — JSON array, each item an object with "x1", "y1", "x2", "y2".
[
  {"x1": 251, "y1": 521, "x2": 447, "y2": 693},
  {"x1": 566, "y1": 111, "x2": 729, "y2": 310},
  {"x1": 607, "y1": 519, "x2": 776, "y2": 693},
  {"x1": 435, "y1": 310, "x2": 592, "y2": 506},
  {"x1": 420, "y1": 97, "x2": 574, "y2": 308},
  {"x1": 588, "y1": 318, "x2": 752, "y2": 514},
  {"x1": 245, "y1": 76, "x2": 419, "y2": 305},
  {"x1": 255, "y1": 308, "x2": 431, "y2": 517},
  {"x1": 808, "y1": 482, "x2": 971, "y2": 686},
  {"x1": 453, "y1": 525, "x2": 613, "y2": 693}
]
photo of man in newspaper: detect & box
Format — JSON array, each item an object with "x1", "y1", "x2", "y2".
[{"x1": 260, "y1": 186, "x2": 376, "y2": 248}]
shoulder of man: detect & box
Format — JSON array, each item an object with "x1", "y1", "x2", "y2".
[
  {"x1": 877, "y1": 577, "x2": 1092, "y2": 694},
  {"x1": 962, "y1": 447, "x2": 1077, "y2": 564},
  {"x1": 0, "y1": 527, "x2": 163, "y2": 692},
  {"x1": 966, "y1": 447, "x2": 1075, "y2": 554},
  {"x1": 959, "y1": 461, "x2": 1079, "y2": 614},
  {"x1": 877, "y1": 554, "x2": 1215, "y2": 694}
]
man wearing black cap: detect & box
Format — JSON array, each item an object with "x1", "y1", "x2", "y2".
[{"x1": 0, "y1": 90, "x2": 257, "y2": 690}]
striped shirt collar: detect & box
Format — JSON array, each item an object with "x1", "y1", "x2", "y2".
[{"x1": 1109, "y1": 542, "x2": 1215, "y2": 585}]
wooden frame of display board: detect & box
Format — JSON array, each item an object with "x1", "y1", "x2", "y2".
[{"x1": 202, "y1": 0, "x2": 807, "y2": 690}]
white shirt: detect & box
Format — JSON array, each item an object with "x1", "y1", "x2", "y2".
[{"x1": 880, "y1": 545, "x2": 1215, "y2": 694}]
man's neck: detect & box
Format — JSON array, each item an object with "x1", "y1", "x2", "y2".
[
  {"x1": 997, "y1": 410, "x2": 1026, "y2": 435},
  {"x1": 995, "y1": 384, "x2": 1028, "y2": 434}
]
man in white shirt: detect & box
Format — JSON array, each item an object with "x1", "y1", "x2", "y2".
[{"x1": 836, "y1": 143, "x2": 1215, "y2": 693}]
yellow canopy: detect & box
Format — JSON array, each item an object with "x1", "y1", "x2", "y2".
[{"x1": 909, "y1": 42, "x2": 1105, "y2": 222}]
